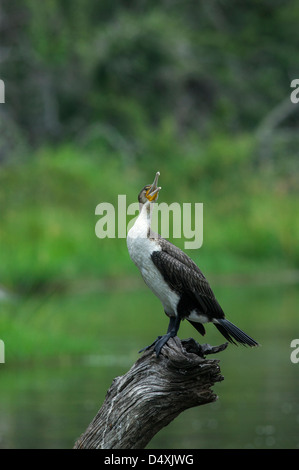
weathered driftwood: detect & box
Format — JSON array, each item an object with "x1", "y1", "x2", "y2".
[{"x1": 73, "y1": 337, "x2": 227, "y2": 449}]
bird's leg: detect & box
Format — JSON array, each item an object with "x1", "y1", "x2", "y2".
[
  {"x1": 153, "y1": 316, "x2": 181, "y2": 357},
  {"x1": 139, "y1": 316, "x2": 181, "y2": 357}
]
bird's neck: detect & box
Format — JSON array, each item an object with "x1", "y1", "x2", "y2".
[
  {"x1": 139, "y1": 201, "x2": 153, "y2": 223},
  {"x1": 127, "y1": 201, "x2": 157, "y2": 242}
]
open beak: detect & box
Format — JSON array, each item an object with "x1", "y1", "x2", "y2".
[{"x1": 146, "y1": 171, "x2": 161, "y2": 201}]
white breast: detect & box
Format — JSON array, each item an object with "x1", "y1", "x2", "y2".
[{"x1": 127, "y1": 210, "x2": 179, "y2": 316}]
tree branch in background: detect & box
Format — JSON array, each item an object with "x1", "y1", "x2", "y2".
[{"x1": 255, "y1": 96, "x2": 299, "y2": 162}]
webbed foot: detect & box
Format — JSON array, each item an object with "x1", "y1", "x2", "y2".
[
  {"x1": 139, "y1": 316, "x2": 181, "y2": 357},
  {"x1": 138, "y1": 336, "x2": 162, "y2": 353},
  {"x1": 139, "y1": 333, "x2": 173, "y2": 357}
]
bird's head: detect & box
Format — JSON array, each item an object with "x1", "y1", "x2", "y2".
[{"x1": 138, "y1": 171, "x2": 161, "y2": 205}]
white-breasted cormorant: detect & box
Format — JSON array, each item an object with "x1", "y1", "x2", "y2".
[{"x1": 127, "y1": 172, "x2": 259, "y2": 356}]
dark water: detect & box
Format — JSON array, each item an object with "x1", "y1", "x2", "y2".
[{"x1": 0, "y1": 283, "x2": 299, "y2": 449}]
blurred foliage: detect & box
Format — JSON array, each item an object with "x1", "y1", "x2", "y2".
[
  {"x1": 0, "y1": 0, "x2": 299, "y2": 282},
  {"x1": 0, "y1": 139, "x2": 298, "y2": 296},
  {"x1": 1, "y1": 0, "x2": 299, "y2": 152},
  {"x1": 0, "y1": 1, "x2": 299, "y2": 361},
  {"x1": 1, "y1": 6, "x2": 299, "y2": 457}
]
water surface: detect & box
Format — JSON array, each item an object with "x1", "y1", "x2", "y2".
[{"x1": 0, "y1": 282, "x2": 298, "y2": 449}]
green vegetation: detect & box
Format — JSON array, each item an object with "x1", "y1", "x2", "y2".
[
  {"x1": 0, "y1": 2, "x2": 299, "y2": 364},
  {"x1": 1, "y1": 2, "x2": 299, "y2": 450},
  {"x1": 0, "y1": 137, "x2": 298, "y2": 362}
]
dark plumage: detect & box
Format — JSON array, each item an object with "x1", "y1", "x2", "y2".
[{"x1": 151, "y1": 237, "x2": 258, "y2": 347}]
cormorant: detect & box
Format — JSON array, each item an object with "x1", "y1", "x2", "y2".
[{"x1": 127, "y1": 171, "x2": 259, "y2": 356}]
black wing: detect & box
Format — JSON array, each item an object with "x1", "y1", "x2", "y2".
[
  {"x1": 158, "y1": 237, "x2": 207, "y2": 279},
  {"x1": 151, "y1": 238, "x2": 225, "y2": 319}
]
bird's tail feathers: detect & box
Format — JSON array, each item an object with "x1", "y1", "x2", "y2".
[
  {"x1": 188, "y1": 320, "x2": 206, "y2": 337},
  {"x1": 215, "y1": 318, "x2": 259, "y2": 347}
]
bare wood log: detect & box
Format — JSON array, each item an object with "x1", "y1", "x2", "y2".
[{"x1": 73, "y1": 337, "x2": 227, "y2": 449}]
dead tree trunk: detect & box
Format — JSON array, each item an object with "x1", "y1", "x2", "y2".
[{"x1": 73, "y1": 337, "x2": 227, "y2": 449}]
